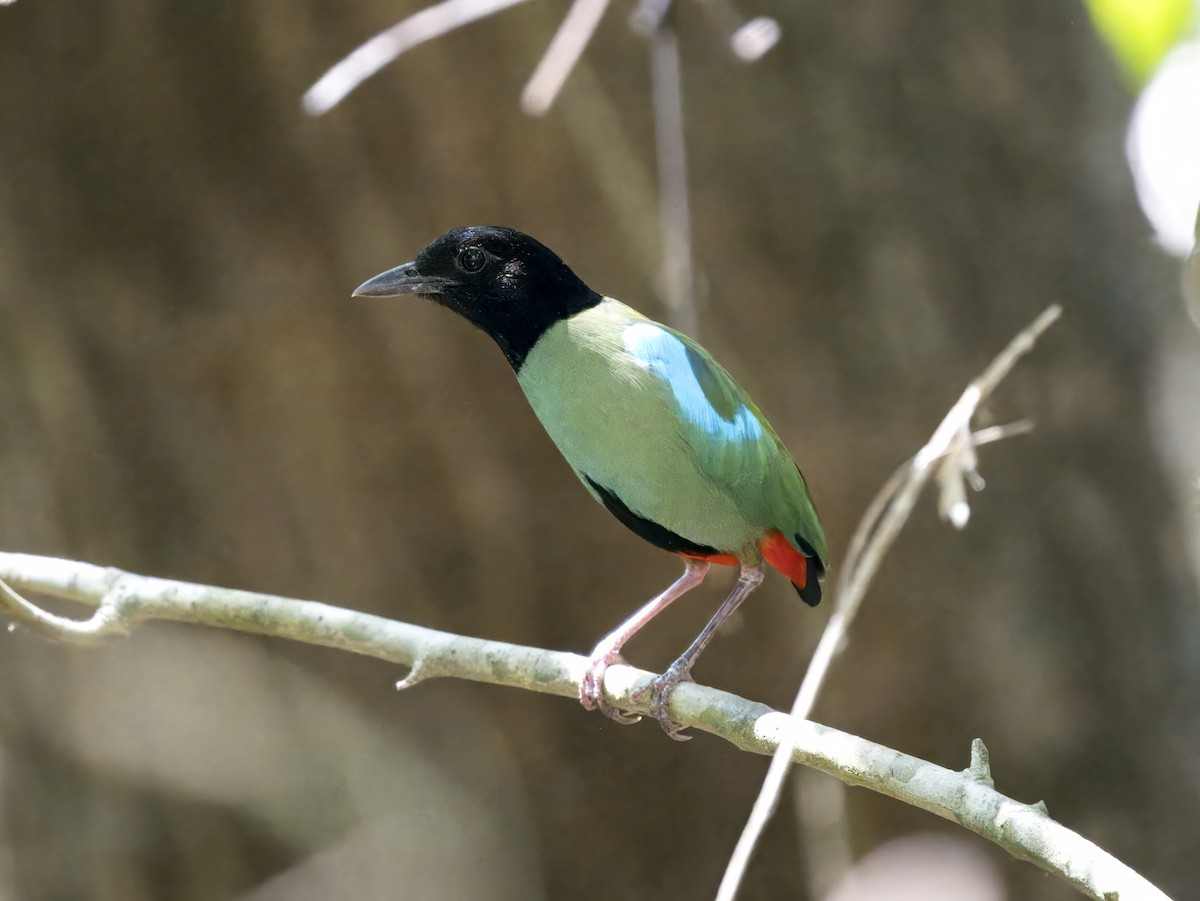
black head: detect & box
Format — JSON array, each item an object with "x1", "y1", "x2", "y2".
[{"x1": 353, "y1": 226, "x2": 602, "y2": 370}]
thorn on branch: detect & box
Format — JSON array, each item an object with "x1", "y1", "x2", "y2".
[
  {"x1": 1031, "y1": 800, "x2": 1050, "y2": 817},
  {"x1": 395, "y1": 659, "x2": 431, "y2": 690},
  {"x1": 967, "y1": 738, "x2": 994, "y2": 787}
]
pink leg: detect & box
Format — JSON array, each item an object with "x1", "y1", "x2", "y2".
[
  {"x1": 580, "y1": 559, "x2": 710, "y2": 723},
  {"x1": 644, "y1": 564, "x2": 765, "y2": 740}
]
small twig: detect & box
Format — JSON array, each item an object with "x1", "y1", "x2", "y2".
[
  {"x1": 302, "y1": 0, "x2": 532, "y2": 116},
  {"x1": 0, "y1": 549, "x2": 1170, "y2": 901},
  {"x1": 718, "y1": 305, "x2": 1063, "y2": 901},
  {"x1": 304, "y1": 0, "x2": 700, "y2": 335},
  {"x1": 0, "y1": 575, "x2": 127, "y2": 643},
  {"x1": 841, "y1": 419, "x2": 1030, "y2": 593},
  {"x1": 520, "y1": 0, "x2": 612, "y2": 116},
  {"x1": 645, "y1": 11, "x2": 699, "y2": 335}
]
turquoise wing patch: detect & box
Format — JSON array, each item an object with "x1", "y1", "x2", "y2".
[{"x1": 621, "y1": 323, "x2": 764, "y2": 443}]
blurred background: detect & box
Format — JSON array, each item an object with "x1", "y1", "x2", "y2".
[{"x1": 1, "y1": 1, "x2": 1199, "y2": 898}]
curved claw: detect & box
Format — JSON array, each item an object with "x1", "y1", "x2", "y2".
[
  {"x1": 600, "y1": 698, "x2": 642, "y2": 725},
  {"x1": 647, "y1": 661, "x2": 694, "y2": 740},
  {"x1": 580, "y1": 652, "x2": 642, "y2": 725},
  {"x1": 651, "y1": 699, "x2": 692, "y2": 739}
]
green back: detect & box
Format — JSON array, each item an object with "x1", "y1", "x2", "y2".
[{"x1": 518, "y1": 298, "x2": 827, "y2": 566}]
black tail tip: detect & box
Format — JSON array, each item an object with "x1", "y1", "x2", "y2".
[
  {"x1": 791, "y1": 532, "x2": 824, "y2": 607},
  {"x1": 793, "y1": 579, "x2": 822, "y2": 607}
]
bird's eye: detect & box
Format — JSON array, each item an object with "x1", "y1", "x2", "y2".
[{"x1": 459, "y1": 247, "x2": 487, "y2": 273}]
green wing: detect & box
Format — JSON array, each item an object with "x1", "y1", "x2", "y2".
[{"x1": 620, "y1": 320, "x2": 828, "y2": 566}]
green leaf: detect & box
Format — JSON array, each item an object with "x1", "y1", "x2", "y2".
[{"x1": 1086, "y1": 0, "x2": 1194, "y2": 85}]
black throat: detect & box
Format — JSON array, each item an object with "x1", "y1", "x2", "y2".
[{"x1": 461, "y1": 279, "x2": 602, "y2": 372}]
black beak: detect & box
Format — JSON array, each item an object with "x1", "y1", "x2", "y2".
[{"x1": 352, "y1": 261, "x2": 455, "y2": 298}]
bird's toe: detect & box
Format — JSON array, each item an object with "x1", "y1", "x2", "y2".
[
  {"x1": 646, "y1": 660, "x2": 694, "y2": 740},
  {"x1": 580, "y1": 651, "x2": 641, "y2": 725}
]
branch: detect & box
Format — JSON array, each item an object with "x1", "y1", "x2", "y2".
[
  {"x1": 519, "y1": 0, "x2": 612, "y2": 116},
  {"x1": 645, "y1": 11, "x2": 698, "y2": 336},
  {"x1": 0, "y1": 550, "x2": 1172, "y2": 901},
  {"x1": 720, "y1": 305, "x2": 1066, "y2": 899},
  {"x1": 302, "y1": 0, "x2": 532, "y2": 116}
]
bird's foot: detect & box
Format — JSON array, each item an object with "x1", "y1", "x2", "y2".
[
  {"x1": 634, "y1": 658, "x2": 695, "y2": 741},
  {"x1": 579, "y1": 650, "x2": 641, "y2": 725}
]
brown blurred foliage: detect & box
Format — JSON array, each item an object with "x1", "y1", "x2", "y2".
[{"x1": 1, "y1": 2, "x2": 1197, "y2": 899}]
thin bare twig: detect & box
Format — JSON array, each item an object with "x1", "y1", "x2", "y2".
[
  {"x1": 646, "y1": 14, "x2": 698, "y2": 335},
  {"x1": 0, "y1": 547, "x2": 1168, "y2": 901},
  {"x1": 305, "y1": 0, "x2": 700, "y2": 332},
  {"x1": 303, "y1": 0, "x2": 532, "y2": 116},
  {"x1": 520, "y1": 0, "x2": 612, "y2": 116},
  {"x1": 0, "y1": 574, "x2": 127, "y2": 643},
  {"x1": 718, "y1": 305, "x2": 1064, "y2": 901}
]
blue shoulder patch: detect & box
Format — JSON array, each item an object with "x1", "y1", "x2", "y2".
[{"x1": 622, "y1": 323, "x2": 764, "y2": 442}]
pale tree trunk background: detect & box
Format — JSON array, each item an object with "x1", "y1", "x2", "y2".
[{"x1": 1, "y1": 2, "x2": 1197, "y2": 899}]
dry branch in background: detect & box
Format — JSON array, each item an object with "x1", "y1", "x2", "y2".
[
  {"x1": 304, "y1": 0, "x2": 779, "y2": 118},
  {"x1": 520, "y1": 0, "x2": 613, "y2": 116},
  {"x1": 302, "y1": 0, "x2": 533, "y2": 116},
  {"x1": 0, "y1": 547, "x2": 1170, "y2": 901},
  {"x1": 720, "y1": 305, "x2": 1063, "y2": 899},
  {"x1": 303, "y1": 0, "x2": 775, "y2": 335}
]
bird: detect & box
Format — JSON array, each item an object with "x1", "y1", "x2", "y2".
[{"x1": 354, "y1": 226, "x2": 827, "y2": 738}]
